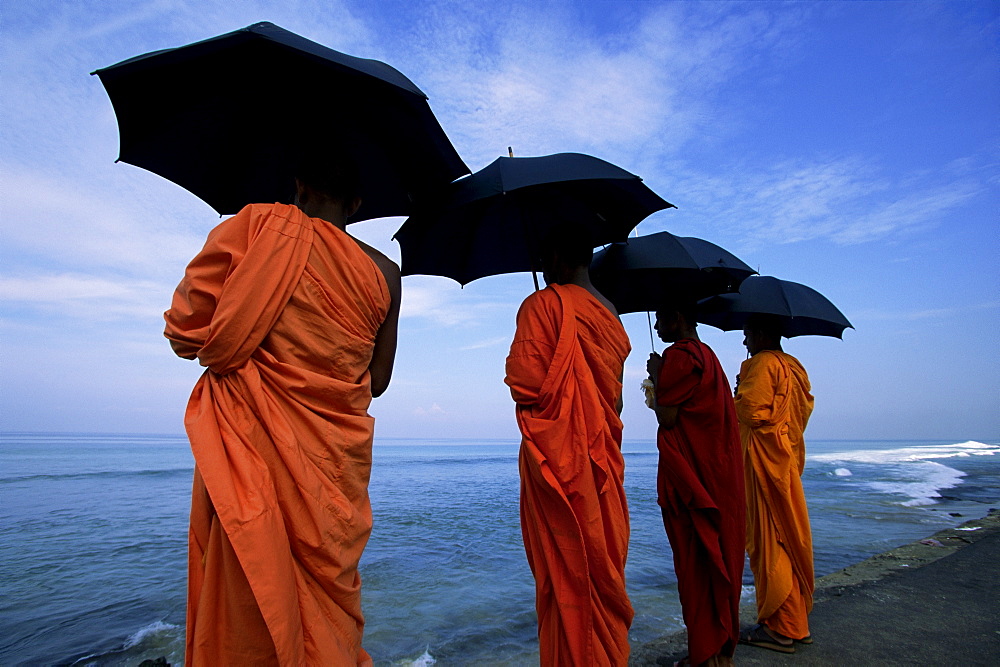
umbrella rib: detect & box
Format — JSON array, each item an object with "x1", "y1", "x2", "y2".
[{"x1": 780, "y1": 280, "x2": 793, "y2": 318}]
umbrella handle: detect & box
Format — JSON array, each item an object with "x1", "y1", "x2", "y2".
[
  {"x1": 646, "y1": 311, "x2": 655, "y2": 352},
  {"x1": 532, "y1": 271, "x2": 540, "y2": 291}
]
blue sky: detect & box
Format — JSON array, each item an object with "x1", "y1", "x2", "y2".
[{"x1": 1, "y1": 0, "x2": 997, "y2": 441}]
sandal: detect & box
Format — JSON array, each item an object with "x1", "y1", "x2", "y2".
[
  {"x1": 739, "y1": 623, "x2": 795, "y2": 654},
  {"x1": 796, "y1": 634, "x2": 813, "y2": 645}
]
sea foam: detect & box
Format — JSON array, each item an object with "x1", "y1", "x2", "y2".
[
  {"x1": 810, "y1": 441, "x2": 1000, "y2": 465},
  {"x1": 407, "y1": 649, "x2": 436, "y2": 666},
  {"x1": 809, "y1": 441, "x2": 998, "y2": 506},
  {"x1": 868, "y1": 461, "x2": 966, "y2": 506},
  {"x1": 123, "y1": 620, "x2": 181, "y2": 649}
]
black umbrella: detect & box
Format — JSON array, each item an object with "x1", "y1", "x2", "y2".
[
  {"x1": 393, "y1": 153, "x2": 673, "y2": 285},
  {"x1": 590, "y1": 231, "x2": 756, "y2": 314},
  {"x1": 92, "y1": 22, "x2": 469, "y2": 222},
  {"x1": 698, "y1": 276, "x2": 853, "y2": 338}
]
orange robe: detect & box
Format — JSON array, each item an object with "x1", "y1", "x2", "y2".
[
  {"x1": 735, "y1": 350, "x2": 814, "y2": 641},
  {"x1": 504, "y1": 284, "x2": 633, "y2": 666},
  {"x1": 164, "y1": 203, "x2": 390, "y2": 666}
]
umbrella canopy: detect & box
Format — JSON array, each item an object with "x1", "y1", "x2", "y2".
[
  {"x1": 393, "y1": 153, "x2": 673, "y2": 285},
  {"x1": 698, "y1": 275, "x2": 853, "y2": 338},
  {"x1": 92, "y1": 22, "x2": 469, "y2": 221},
  {"x1": 590, "y1": 231, "x2": 756, "y2": 314}
]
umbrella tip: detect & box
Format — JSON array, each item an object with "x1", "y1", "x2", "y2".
[{"x1": 508, "y1": 146, "x2": 514, "y2": 158}]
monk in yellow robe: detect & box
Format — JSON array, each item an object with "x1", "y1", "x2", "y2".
[
  {"x1": 164, "y1": 154, "x2": 401, "y2": 666},
  {"x1": 504, "y1": 229, "x2": 633, "y2": 666},
  {"x1": 735, "y1": 315, "x2": 815, "y2": 654}
]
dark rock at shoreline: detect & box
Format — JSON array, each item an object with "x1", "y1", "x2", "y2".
[{"x1": 138, "y1": 658, "x2": 170, "y2": 667}]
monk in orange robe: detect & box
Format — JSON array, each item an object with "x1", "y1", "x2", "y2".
[
  {"x1": 735, "y1": 315, "x2": 814, "y2": 654},
  {"x1": 645, "y1": 304, "x2": 744, "y2": 667},
  {"x1": 164, "y1": 155, "x2": 401, "y2": 666},
  {"x1": 504, "y1": 230, "x2": 633, "y2": 666}
]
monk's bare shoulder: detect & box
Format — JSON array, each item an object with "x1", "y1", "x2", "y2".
[
  {"x1": 571, "y1": 283, "x2": 620, "y2": 319},
  {"x1": 352, "y1": 237, "x2": 401, "y2": 298},
  {"x1": 588, "y1": 286, "x2": 620, "y2": 318}
]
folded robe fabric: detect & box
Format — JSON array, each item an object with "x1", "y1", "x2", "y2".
[
  {"x1": 735, "y1": 350, "x2": 815, "y2": 641},
  {"x1": 655, "y1": 339, "x2": 745, "y2": 665},
  {"x1": 505, "y1": 283, "x2": 633, "y2": 667},
  {"x1": 164, "y1": 203, "x2": 389, "y2": 666}
]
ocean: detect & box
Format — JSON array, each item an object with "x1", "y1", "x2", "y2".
[{"x1": 1, "y1": 433, "x2": 997, "y2": 666}]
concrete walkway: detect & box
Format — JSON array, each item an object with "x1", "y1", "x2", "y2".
[{"x1": 631, "y1": 510, "x2": 1000, "y2": 666}]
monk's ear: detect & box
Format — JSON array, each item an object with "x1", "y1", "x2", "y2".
[
  {"x1": 346, "y1": 196, "x2": 362, "y2": 218},
  {"x1": 294, "y1": 178, "x2": 309, "y2": 205}
]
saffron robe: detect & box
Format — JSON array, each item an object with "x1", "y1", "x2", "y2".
[
  {"x1": 655, "y1": 339, "x2": 745, "y2": 665},
  {"x1": 735, "y1": 350, "x2": 814, "y2": 641},
  {"x1": 504, "y1": 284, "x2": 633, "y2": 667},
  {"x1": 164, "y1": 203, "x2": 390, "y2": 666}
]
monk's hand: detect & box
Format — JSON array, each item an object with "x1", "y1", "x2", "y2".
[{"x1": 646, "y1": 352, "x2": 663, "y2": 381}]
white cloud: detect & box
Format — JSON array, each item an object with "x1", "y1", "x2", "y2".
[
  {"x1": 0, "y1": 272, "x2": 167, "y2": 321},
  {"x1": 413, "y1": 403, "x2": 446, "y2": 417},
  {"x1": 399, "y1": 279, "x2": 471, "y2": 325},
  {"x1": 0, "y1": 167, "x2": 208, "y2": 280},
  {"x1": 405, "y1": 2, "x2": 803, "y2": 171},
  {"x1": 666, "y1": 156, "x2": 986, "y2": 249},
  {"x1": 400, "y1": 275, "x2": 519, "y2": 326},
  {"x1": 459, "y1": 336, "x2": 510, "y2": 351}
]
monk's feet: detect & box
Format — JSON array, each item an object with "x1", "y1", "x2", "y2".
[
  {"x1": 664, "y1": 654, "x2": 734, "y2": 667},
  {"x1": 698, "y1": 655, "x2": 734, "y2": 667},
  {"x1": 739, "y1": 623, "x2": 795, "y2": 654}
]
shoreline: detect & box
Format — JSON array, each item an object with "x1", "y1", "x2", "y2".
[{"x1": 629, "y1": 507, "x2": 1000, "y2": 666}]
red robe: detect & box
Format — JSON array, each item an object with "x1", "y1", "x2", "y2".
[
  {"x1": 164, "y1": 203, "x2": 389, "y2": 666},
  {"x1": 505, "y1": 284, "x2": 633, "y2": 666},
  {"x1": 656, "y1": 339, "x2": 745, "y2": 665}
]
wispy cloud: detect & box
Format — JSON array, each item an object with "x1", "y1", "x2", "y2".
[
  {"x1": 413, "y1": 403, "x2": 446, "y2": 417},
  {"x1": 0, "y1": 167, "x2": 207, "y2": 278},
  {"x1": 663, "y1": 155, "x2": 987, "y2": 249},
  {"x1": 852, "y1": 300, "x2": 1000, "y2": 323},
  {"x1": 400, "y1": 276, "x2": 519, "y2": 326},
  {"x1": 459, "y1": 336, "x2": 510, "y2": 351},
  {"x1": 404, "y1": 3, "x2": 805, "y2": 171},
  {"x1": 0, "y1": 272, "x2": 167, "y2": 320}
]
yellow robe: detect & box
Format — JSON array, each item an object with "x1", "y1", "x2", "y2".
[
  {"x1": 735, "y1": 350, "x2": 814, "y2": 640},
  {"x1": 164, "y1": 203, "x2": 389, "y2": 666}
]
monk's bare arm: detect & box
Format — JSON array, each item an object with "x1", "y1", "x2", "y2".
[
  {"x1": 653, "y1": 404, "x2": 680, "y2": 429},
  {"x1": 359, "y1": 243, "x2": 401, "y2": 398}
]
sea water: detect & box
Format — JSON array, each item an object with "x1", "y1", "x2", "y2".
[{"x1": 1, "y1": 434, "x2": 997, "y2": 666}]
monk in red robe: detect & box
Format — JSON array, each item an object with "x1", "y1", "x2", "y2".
[
  {"x1": 736, "y1": 314, "x2": 815, "y2": 654},
  {"x1": 645, "y1": 303, "x2": 744, "y2": 667},
  {"x1": 505, "y1": 230, "x2": 633, "y2": 666},
  {"x1": 164, "y1": 154, "x2": 400, "y2": 666}
]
